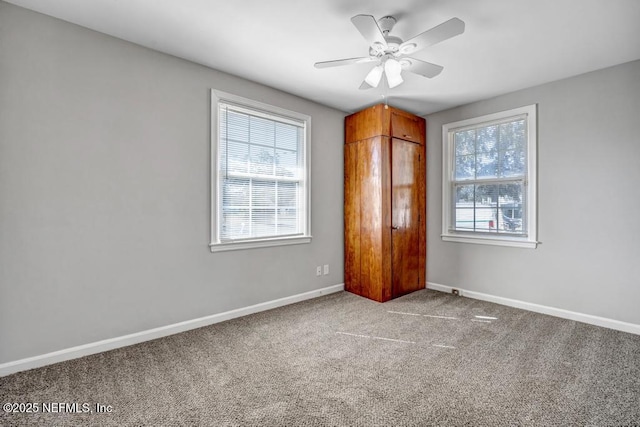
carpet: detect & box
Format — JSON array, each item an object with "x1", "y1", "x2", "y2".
[{"x1": 1, "y1": 290, "x2": 639, "y2": 426}]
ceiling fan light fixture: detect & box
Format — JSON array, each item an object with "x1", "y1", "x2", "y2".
[
  {"x1": 384, "y1": 58, "x2": 403, "y2": 88},
  {"x1": 364, "y1": 64, "x2": 384, "y2": 87},
  {"x1": 387, "y1": 73, "x2": 404, "y2": 89}
]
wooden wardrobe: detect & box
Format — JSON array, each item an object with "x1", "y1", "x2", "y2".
[{"x1": 344, "y1": 104, "x2": 426, "y2": 302}]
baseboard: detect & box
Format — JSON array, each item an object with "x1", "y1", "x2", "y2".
[
  {"x1": 427, "y1": 282, "x2": 640, "y2": 335},
  {"x1": 0, "y1": 283, "x2": 345, "y2": 377}
]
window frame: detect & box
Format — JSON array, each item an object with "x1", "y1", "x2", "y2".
[
  {"x1": 210, "y1": 90, "x2": 312, "y2": 253},
  {"x1": 441, "y1": 104, "x2": 538, "y2": 249}
]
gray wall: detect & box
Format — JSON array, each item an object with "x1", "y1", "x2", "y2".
[
  {"x1": 426, "y1": 59, "x2": 640, "y2": 325},
  {"x1": 0, "y1": 2, "x2": 345, "y2": 364}
]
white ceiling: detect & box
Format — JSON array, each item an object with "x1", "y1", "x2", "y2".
[{"x1": 6, "y1": 0, "x2": 640, "y2": 115}]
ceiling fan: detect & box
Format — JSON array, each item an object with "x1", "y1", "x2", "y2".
[{"x1": 314, "y1": 14, "x2": 465, "y2": 89}]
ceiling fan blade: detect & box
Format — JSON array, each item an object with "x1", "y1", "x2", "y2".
[
  {"x1": 314, "y1": 57, "x2": 376, "y2": 69},
  {"x1": 399, "y1": 18, "x2": 465, "y2": 54},
  {"x1": 359, "y1": 81, "x2": 374, "y2": 90},
  {"x1": 403, "y1": 58, "x2": 444, "y2": 78},
  {"x1": 351, "y1": 14, "x2": 387, "y2": 48}
]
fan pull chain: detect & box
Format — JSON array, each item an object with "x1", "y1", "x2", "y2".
[{"x1": 382, "y1": 77, "x2": 389, "y2": 108}]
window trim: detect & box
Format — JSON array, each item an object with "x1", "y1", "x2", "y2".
[
  {"x1": 210, "y1": 90, "x2": 312, "y2": 252},
  {"x1": 441, "y1": 104, "x2": 537, "y2": 249}
]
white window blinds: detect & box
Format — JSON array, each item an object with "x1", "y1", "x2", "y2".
[{"x1": 218, "y1": 102, "x2": 306, "y2": 242}]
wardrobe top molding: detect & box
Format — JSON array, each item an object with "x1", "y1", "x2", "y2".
[{"x1": 345, "y1": 103, "x2": 426, "y2": 145}]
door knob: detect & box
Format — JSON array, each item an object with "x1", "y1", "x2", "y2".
[{"x1": 392, "y1": 226, "x2": 399, "y2": 230}]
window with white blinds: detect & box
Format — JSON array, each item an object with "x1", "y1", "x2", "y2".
[
  {"x1": 442, "y1": 105, "x2": 538, "y2": 248},
  {"x1": 210, "y1": 91, "x2": 311, "y2": 252}
]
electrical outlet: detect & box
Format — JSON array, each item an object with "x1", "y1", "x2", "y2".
[
  {"x1": 323, "y1": 264, "x2": 329, "y2": 275},
  {"x1": 316, "y1": 266, "x2": 322, "y2": 276}
]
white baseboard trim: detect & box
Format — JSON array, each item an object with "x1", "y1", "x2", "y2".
[
  {"x1": 427, "y1": 282, "x2": 640, "y2": 335},
  {"x1": 0, "y1": 283, "x2": 345, "y2": 377}
]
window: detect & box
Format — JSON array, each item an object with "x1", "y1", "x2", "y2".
[
  {"x1": 442, "y1": 104, "x2": 537, "y2": 248},
  {"x1": 210, "y1": 90, "x2": 311, "y2": 252}
]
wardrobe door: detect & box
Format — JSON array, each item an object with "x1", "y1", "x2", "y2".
[{"x1": 391, "y1": 138, "x2": 422, "y2": 297}]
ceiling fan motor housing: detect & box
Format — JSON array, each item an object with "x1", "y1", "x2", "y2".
[
  {"x1": 378, "y1": 16, "x2": 397, "y2": 34},
  {"x1": 369, "y1": 16, "x2": 403, "y2": 57}
]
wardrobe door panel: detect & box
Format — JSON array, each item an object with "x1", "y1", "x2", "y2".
[
  {"x1": 391, "y1": 110, "x2": 426, "y2": 145},
  {"x1": 391, "y1": 138, "x2": 422, "y2": 297}
]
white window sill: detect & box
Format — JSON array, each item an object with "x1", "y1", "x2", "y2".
[
  {"x1": 210, "y1": 236, "x2": 312, "y2": 253},
  {"x1": 442, "y1": 233, "x2": 538, "y2": 249}
]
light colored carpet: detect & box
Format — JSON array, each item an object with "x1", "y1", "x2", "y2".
[{"x1": 1, "y1": 289, "x2": 639, "y2": 426}]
